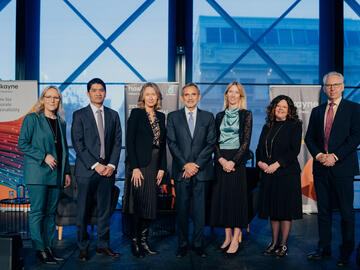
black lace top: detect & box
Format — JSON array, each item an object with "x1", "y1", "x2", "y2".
[{"x1": 147, "y1": 112, "x2": 160, "y2": 148}]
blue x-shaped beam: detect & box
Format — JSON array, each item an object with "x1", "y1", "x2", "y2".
[
  {"x1": 202, "y1": 0, "x2": 301, "y2": 97},
  {"x1": 0, "y1": 0, "x2": 10, "y2": 12},
  {"x1": 59, "y1": 0, "x2": 154, "y2": 92}
]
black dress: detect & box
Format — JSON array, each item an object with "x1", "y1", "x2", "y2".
[
  {"x1": 123, "y1": 109, "x2": 166, "y2": 220},
  {"x1": 210, "y1": 109, "x2": 252, "y2": 228},
  {"x1": 256, "y1": 120, "x2": 303, "y2": 220}
]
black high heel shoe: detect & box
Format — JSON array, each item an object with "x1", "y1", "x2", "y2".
[
  {"x1": 263, "y1": 242, "x2": 278, "y2": 256},
  {"x1": 275, "y1": 245, "x2": 288, "y2": 258},
  {"x1": 225, "y1": 246, "x2": 239, "y2": 257},
  {"x1": 217, "y1": 243, "x2": 231, "y2": 253}
]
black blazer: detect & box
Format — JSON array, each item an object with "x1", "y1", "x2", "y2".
[
  {"x1": 126, "y1": 108, "x2": 166, "y2": 171},
  {"x1": 305, "y1": 99, "x2": 360, "y2": 177},
  {"x1": 167, "y1": 108, "x2": 216, "y2": 181},
  {"x1": 214, "y1": 109, "x2": 252, "y2": 166},
  {"x1": 256, "y1": 120, "x2": 302, "y2": 176},
  {"x1": 71, "y1": 105, "x2": 122, "y2": 177}
]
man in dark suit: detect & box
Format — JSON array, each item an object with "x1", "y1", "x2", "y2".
[
  {"x1": 71, "y1": 78, "x2": 122, "y2": 261},
  {"x1": 305, "y1": 72, "x2": 360, "y2": 267},
  {"x1": 167, "y1": 83, "x2": 216, "y2": 258}
]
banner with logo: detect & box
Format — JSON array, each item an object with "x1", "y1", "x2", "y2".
[
  {"x1": 269, "y1": 85, "x2": 321, "y2": 213},
  {"x1": 0, "y1": 81, "x2": 38, "y2": 200}
]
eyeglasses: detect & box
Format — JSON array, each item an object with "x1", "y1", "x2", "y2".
[
  {"x1": 324, "y1": 83, "x2": 343, "y2": 89},
  {"x1": 44, "y1": 96, "x2": 60, "y2": 101}
]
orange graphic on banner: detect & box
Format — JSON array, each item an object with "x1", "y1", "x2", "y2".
[
  {"x1": 0, "y1": 106, "x2": 35, "y2": 200},
  {"x1": 301, "y1": 158, "x2": 316, "y2": 201}
]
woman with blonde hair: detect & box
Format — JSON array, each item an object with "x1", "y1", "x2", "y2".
[
  {"x1": 123, "y1": 82, "x2": 166, "y2": 257},
  {"x1": 18, "y1": 86, "x2": 71, "y2": 264},
  {"x1": 210, "y1": 82, "x2": 252, "y2": 255}
]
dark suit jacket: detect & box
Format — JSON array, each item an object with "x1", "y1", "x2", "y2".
[
  {"x1": 305, "y1": 99, "x2": 360, "y2": 177},
  {"x1": 126, "y1": 108, "x2": 166, "y2": 170},
  {"x1": 214, "y1": 109, "x2": 252, "y2": 165},
  {"x1": 167, "y1": 108, "x2": 216, "y2": 181},
  {"x1": 256, "y1": 120, "x2": 302, "y2": 176},
  {"x1": 71, "y1": 105, "x2": 122, "y2": 178},
  {"x1": 18, "y1": 112, "x2": 70, "y2": 185}
]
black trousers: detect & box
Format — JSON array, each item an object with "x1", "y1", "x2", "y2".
[
  {"x1": 175, "y1": 178, "x2": 207, "y2": 249},
  {"x1": 76, "y1": 174, "x2": 114, "y2": 250},
  {"x1": 314, "y1": 174, "x2": 354, "y2": 256}
]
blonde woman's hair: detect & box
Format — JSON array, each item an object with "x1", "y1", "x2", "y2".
[
  {"x1": 137, "y1": 82, "x2": 162, "y2": 110},
  {"x1": 35, "y1": 86, "x2": 65, "y2": 121},
  {"x1": 223, "y1": 82, "x2": 247, "y2": 110}
]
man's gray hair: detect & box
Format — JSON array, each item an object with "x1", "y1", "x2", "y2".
[{"x1": 323, "y1": 71, "x2": 344, "y2": 85}]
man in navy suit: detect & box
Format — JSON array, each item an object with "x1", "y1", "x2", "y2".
[
  {"x1": 71, "y1": 78, "x2": 122, "y2": 261},
  {"x1": 305, "y1": 72, "x2": 360, "y2": 267},
  {"x1": 167, "y1": 83, "x2": 216, "y2": 258}
]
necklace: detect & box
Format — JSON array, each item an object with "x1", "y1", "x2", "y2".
[
  {"x1": 46, "y1": 117, "x2": 58, "y2": 143},
  {"x1": 265, "y1": 122, "x2": 285, "y2": 159}
]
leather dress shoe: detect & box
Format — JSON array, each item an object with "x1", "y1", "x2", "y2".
[
  {"x1": 96, "y1": 247, "x2": 120, "y2": 257},
  {"x1": 45, "y1": 247, "x2": 64, "y2": 262},
  {"x1": 192, "y1": 247, "x2": 207, "y2": 258},
  {"x1": 36, "y1": 250, "x2": 57, "y2": 265},
  {"x1": 307, "y1": 248, "x2": 331, "y2": 260},
  {"x1": 176, "y1": 247, "x2": 187, "y2": 258},
  {"x1": 78, "y1": 249, "x2": 89, "y2": 262},
  {"x1": 336, "y1": 255, "x2": 350, "y2": 267}
]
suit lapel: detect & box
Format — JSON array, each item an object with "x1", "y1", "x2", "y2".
[
  {"x1": 319, "y1": 103, "x2": 326, "y2": 139},
  {"x1": 329, "y1": 99, "x2": 345, "y2": 140},
  {"x1": 104, "y1": 106, "x2": 111, "y2": 138},
  {"x1": 39, "y1": 113, "x2": 54, "y2": 143},
  {"x1": 192, "y1": 108, "x2": 201, "y2": 139},
  {"x1": 143, "y1": 109, "x2": 153, "y2": 135},
  {"x1": 180, "y1": 108, "x2": 192, "y2": 139}
]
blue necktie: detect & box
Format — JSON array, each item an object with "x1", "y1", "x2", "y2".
[{"x1": 188, "y1": 111, "x2": 194, "y2": 137}]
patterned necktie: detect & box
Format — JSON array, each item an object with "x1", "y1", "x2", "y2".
[
  {"x1": 324, "y1": 102, "x2": 335, "y2": 153},
  {"x1": 188, "y1": 111, "x2": 195, "y2": 137},
  {"x1": 96, "y1": 109, "x2": 105, "y2": 159}
]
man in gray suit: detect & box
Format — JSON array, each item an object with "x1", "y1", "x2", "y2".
[{"x1": 167, "y1": 83, "x2": 216, "y2": 258}]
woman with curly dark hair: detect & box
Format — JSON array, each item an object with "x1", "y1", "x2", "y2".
[{"x1": 256, "y1": 95, "x2": 302, "y2": 258}]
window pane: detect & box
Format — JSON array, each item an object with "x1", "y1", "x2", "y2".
[
  {"x1": 221, "y1": 27, "x2": 234, "y2": 43},
  {"x1": 264, "y1": 29, "x2": 279, "y2": 44},
  {"x1": 40, "y1": 0, "x2": 168, "y2": 83},
  {"x1": 278, "y1": 29, "x2": 292, "y2": 45},
  {"x1": 307, "y1": 29, "x2": 318, "y2": 45},
  {"x1": 344, "y1": 2, "x2": 360, "y2": 87},
  {"x1": 293, "y1": 29, "x2": 307, "y2": 45},
  {"x1": 206, "y1": 27, "x2": 220, "y2": 43},
  {"x1": 250, "y1": 28, "x2": 264, "y2": 43},
  {"x1": 193, "y1": 0, "x2": 319, "y2": 153},
  {"x1": 0, "y1": 1, "x2": 15, "y2": 80},
  {"x1": 346, "y1": 31, "x2": 360, "y2": 46}
]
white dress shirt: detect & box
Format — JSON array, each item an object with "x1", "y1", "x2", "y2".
[{"x1": 184, "y1": 106, "x2": 198, "y2": 126}]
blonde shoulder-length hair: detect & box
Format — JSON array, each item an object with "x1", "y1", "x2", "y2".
[
  {"x1": 137, "y1": 82, "x2": 162, "y2": 110},
  {"x1": 35, "y1": 86, "x2": 65, "y2": 122},
  {"x1": 223, "y1": 82, "x2": 247, "y2": 110}
]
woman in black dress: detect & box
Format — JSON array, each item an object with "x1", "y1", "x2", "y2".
[
  {"x1": 123, "y1": 82, "x2": 166, "y2": 258},
  {"x1": 210, "y1": 82, "x2": 252, "y2": 255},
  {"x1": 256, "y1": 95, "x2": 302, "y2": 257}
]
